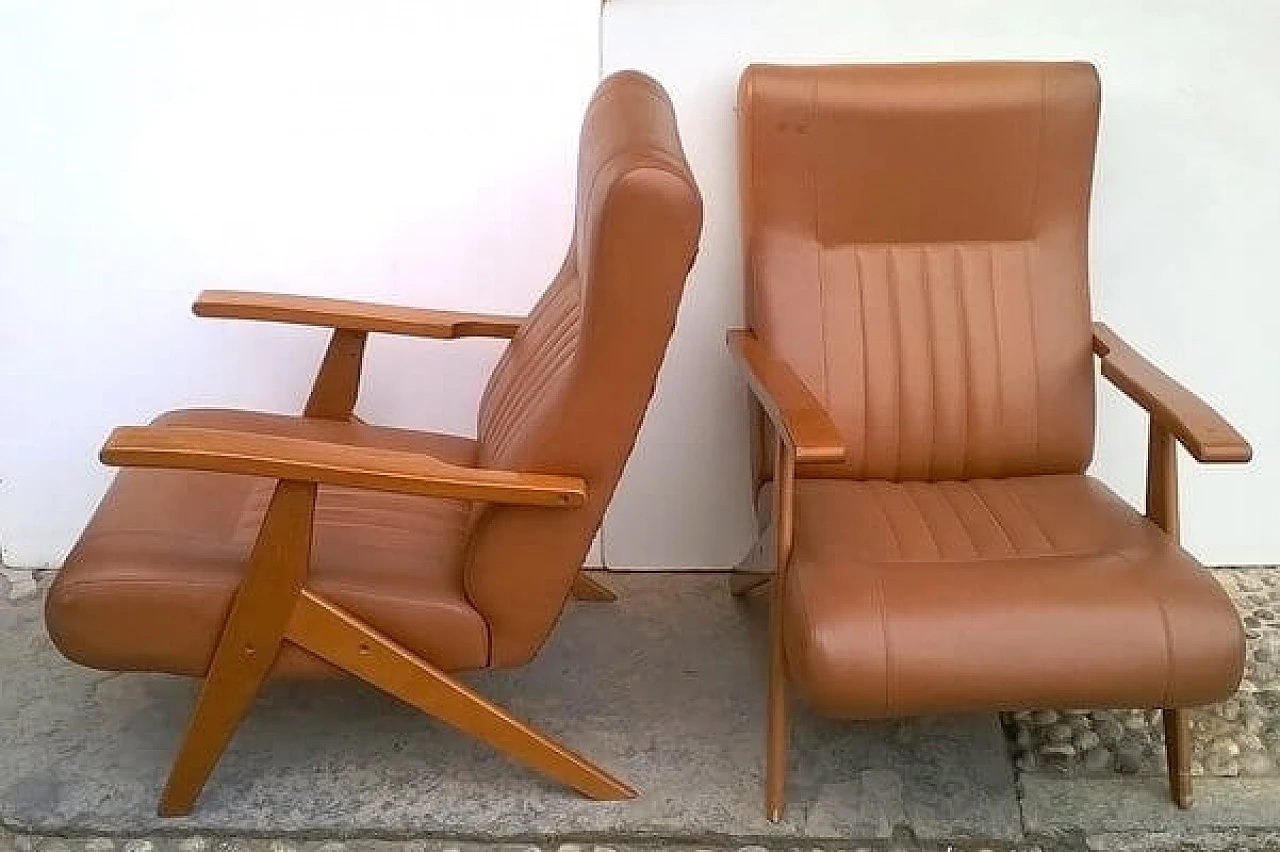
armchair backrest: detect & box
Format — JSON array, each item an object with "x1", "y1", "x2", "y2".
[
  {"x1": 468, "y1": 71, "x2": 702, "y2": 666},
  {"x1": 740, "y1": 62, "x2": 1100, "y2": 481}
]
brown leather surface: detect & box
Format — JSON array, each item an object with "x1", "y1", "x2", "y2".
[
  {"x1": 767, "y1": 476, "x2": 1245, "y2": 717},
  {"x1": 48, "y1": 409, "x2": 488, "y2": 677},
  {"x1": 740, "y1": 62, "x2": 1099, "y2": 481},
  {"x1": 738, "y1": 62, "x2": 1244, "y2": 719},
  {"x1": 471, "y1": 70, "x2": 702, "y2": 666},
  {"x1": 47, "y1": 70, "x2": 701, "y2": 677}
]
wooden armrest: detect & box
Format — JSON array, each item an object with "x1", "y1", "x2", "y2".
[
  {"x1": 726, "y1": 329, "x2": 844, "y2": 464},
  {"x1": 1093, "y1": 322, "x2": 1251, "y2": 463},
  {"x1": 101, "y1": 425, "x2": 586, "y2": 508},
  {"x1": 194, "y1": 290, "x2": 525, "y2": 339}
]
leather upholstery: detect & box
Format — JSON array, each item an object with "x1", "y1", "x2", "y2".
[
  {"x1": 739, "y1": 63, "x2": 1244, "y2": 717},
  {"x1": 49, "y1": 409, "x2": 487, "y2": 677},
  {"x1": 47, "y1": 70, "x2": 702, "y2": 677},
  {"x1": 472, "y1": 71, "x2": 702, "y2": 665},
  {"x1": 740, "y1": 63, "x2": 1098, "y2": 481},
  {"x1": 767, "y1": 476, "x2": 1244, "y2": 717}
]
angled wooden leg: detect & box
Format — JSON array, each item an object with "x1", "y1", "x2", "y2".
[
  {"x1": 765, "y1": 439, "x2": 795, "y2": 822},
  {"x1": 286, "y1": 589, "x2": 636, "y2": 800},
  {"x1": 731, "y1": 572, "x2": 772, "y2": 597},
  {"x1": 159, "y1": 480, "x2": 317, "y2": 816},
  {"x1": 1164, "y1": 708, "x2": 1193, "y2": 808},
  {"x1": 571, "y1": 572, "x2": 617, "y2": 602},
  {"x1": 732, "y1": 517, "x2": 775, "y2": 598},
  {"x1": 765, "y1": 588, "x2": 789, "y2": 822}
]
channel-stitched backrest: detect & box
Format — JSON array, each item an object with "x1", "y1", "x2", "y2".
[
  {"x1": 468, "y1": 71, "x2": 702, "y2": 666},
  {"x1": 740, "y1": 62, "x2": 1099, "y2": 481}
]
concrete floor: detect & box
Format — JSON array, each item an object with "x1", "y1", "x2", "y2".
[{"x1": 2, "y1": 571, "x2": 1279, "y2": 849}]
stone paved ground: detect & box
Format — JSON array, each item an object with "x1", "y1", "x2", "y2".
[{"x1": 4, "y1": 568, "x2": 1280, "y2": 851}]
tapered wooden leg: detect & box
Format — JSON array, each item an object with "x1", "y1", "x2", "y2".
[
  {"x1": 159, "y1": 481, "x2": 317, "y2": 816},
  {"x1": 571, "y1": 572, "x2": 617, "y2": 602},
  {"x1": 286, "y1": 589, "x2": 636, "y2": 800},
  {"x1": 1163, "y1": 708, "x2": 1193, "y2": 808},
  {"x1": 765, "y1": 439, "x2": 795, "y2": 822},
  {"x1": 765, "y1": 592, "x2": 788, "y2": 822}
]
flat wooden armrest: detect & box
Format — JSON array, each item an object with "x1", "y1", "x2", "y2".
[
  {"x1": 726, "y1": 329, "x2": 844, "y2": 464},
  {"x1": 100, "y1": 425, "x2": 586, "y2": 508},
  {"x1": 1093, "y1": 322, "x2": 1251, "y2": 463},
  {"x1": 194, "y1": 290, "x2": 525, "y2": 339}
]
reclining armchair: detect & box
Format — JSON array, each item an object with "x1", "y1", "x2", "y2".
[
  {"x1": 729, "y1": 61, "x2": 1251, "y2": 819},
  {"x1": 46, "y1": 70, "x2": 703, "y2": 815}
]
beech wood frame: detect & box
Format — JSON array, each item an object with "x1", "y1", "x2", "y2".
[
  {"x1": 727, "y1": 324, "x2": 1251, "y2": 820},
  {"x1": 112, "y1": 291, "x2": 630, "y2": 816}
]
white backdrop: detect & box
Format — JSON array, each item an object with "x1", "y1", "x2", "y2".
[
  {"x1": 3, "y1": 1, "x2": 1278, "y2": 570},
  {"x1": 601, "y1": 0, "x2": 1280, "y2": 568},
  {"x1": 0, "y1": 1, "x2": 604, "y2": 567}
]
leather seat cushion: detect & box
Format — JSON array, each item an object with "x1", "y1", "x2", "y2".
[
  {"x1": 46, "y1": 409, "x2": 490, "y2": 678},
  {"x1": 773, "y1": 474, "x2": 1245, "y2": 718}
]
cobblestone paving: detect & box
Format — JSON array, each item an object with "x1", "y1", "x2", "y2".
[
  {"x1": 1005, "y1": 568, "x2": 1280, "y2": 780},
  {"x1": 0, "y1": 835, "x2": 1048, "y2": 852}
]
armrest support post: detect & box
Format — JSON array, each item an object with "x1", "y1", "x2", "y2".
[
  {"x1": 1146, "y1": 419, "x2": 1180, "y2": 540},
  {"x1": 305, "y1": 329, "x2": 367, "y2": 419}
]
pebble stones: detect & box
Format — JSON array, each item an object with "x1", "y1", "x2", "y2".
[
  {"x1": 1009, "y1": 693, "x2": 1280, "y2": 779},
  {"x1": 1006, "y1": 568, "x2": 1280, "y2": 779}
]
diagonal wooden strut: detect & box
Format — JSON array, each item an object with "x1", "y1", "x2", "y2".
[
  {"x1": 285, "y1": 589, "x2": 636, "y2": 800},
  {"x1": 570, "y1": 572, "x2": 618, "y2": 602},
  {"x1": 159, "y1": 480, "x2": 317, "y2": 816}
]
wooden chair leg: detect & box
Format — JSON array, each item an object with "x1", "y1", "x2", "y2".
[
  {"x1": 1164, "y1": 708, "x2": 1193, "y2": 808},
  {"x1": 160, "y1": 480, "x2": 317, "y2": 816},
  {"x1": 730, "y1": 572, "x2": 772, "y2": 597},
  {"x1": 571, "y1": 572, "x2": 618, "y2": 602},
  {"x1": 285, "y1": 589, "x2": 636, "y2": 800},
  {"x1": 765, "y1": 592, "x2": 788, "y2": 822},
  {"x1": 764, "y1": 439, "x2": 794, "y2": 822}
]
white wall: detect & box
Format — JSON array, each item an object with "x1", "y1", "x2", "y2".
[
  {"x1": 4, "y1": 0, "x2": 1278, "y2": 570},
  {"x1": 601, "y1": 0, "x2": 1280, "y2": 567},
  {"x1": 0, "y1": 1, "x2": 603, "y2": 567}
]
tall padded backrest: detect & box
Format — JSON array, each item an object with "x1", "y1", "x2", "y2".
[
  {"x1": 468, "y1": 71, "x2": 702, "y2": 667},
  {"x1": 740, "y1": 63, "x2": 1100, "y2": 481}
]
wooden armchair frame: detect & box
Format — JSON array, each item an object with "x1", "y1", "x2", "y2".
[
  {"x1": 116, "y1": 291, "x2": 630, "y2": 816},
  {"x1": 727, "y1": 324, "x2": 1251, "y2": 819}
]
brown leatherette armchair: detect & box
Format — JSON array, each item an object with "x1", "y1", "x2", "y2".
[
  {"x1": 46, "y1": 70, "x2": 703, "y2": 815},
  {"x1": 728, "y1": 62, "x2": 1252, "y2": 820}
]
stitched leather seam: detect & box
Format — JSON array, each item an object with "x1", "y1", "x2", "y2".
[
  {"x1": 1119, "y1": 544, "x2": 1176, "y2": 707},
  {"x1": 967, "y1": 480, "x2": 1017, "y2": 556},
  {"x1": 936, "y1": 482, "x2": 981, "y2": 559},
  {"x1": 954, "y1": 246, "x2": 971, "y2": 479},
  {"x1": 887, "y1": 247, "x2": 904, "y2": 479},
  {"x1": 921, "y1": 247, "x2": 938, "y2": 480},
  {"x1": 1005, "y1": 484, "x2": 1056, "y2": 551},
  {"x1": 901, "y1": 483, "x2": 941, "y2": 561},
  {"x1": 873, "y1": 570, "x2": 892, "y2": 717},
  {"x1": 854, "y1": 248, "x2": 869, "y2": 477},
  {"x1": 986, "y1": 244, "x2": 1004, "y2": 472},
  {"x1": 870, "y1": 483, "x2": 905, "y2": 560}
]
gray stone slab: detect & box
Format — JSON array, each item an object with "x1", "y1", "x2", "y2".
[
  {"x1": 0, "y1": 574, "x2": 1021, "y2": 842},
  {"x1": 1020, "y1": 776, "x2": 1280, "y2": 836}
]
